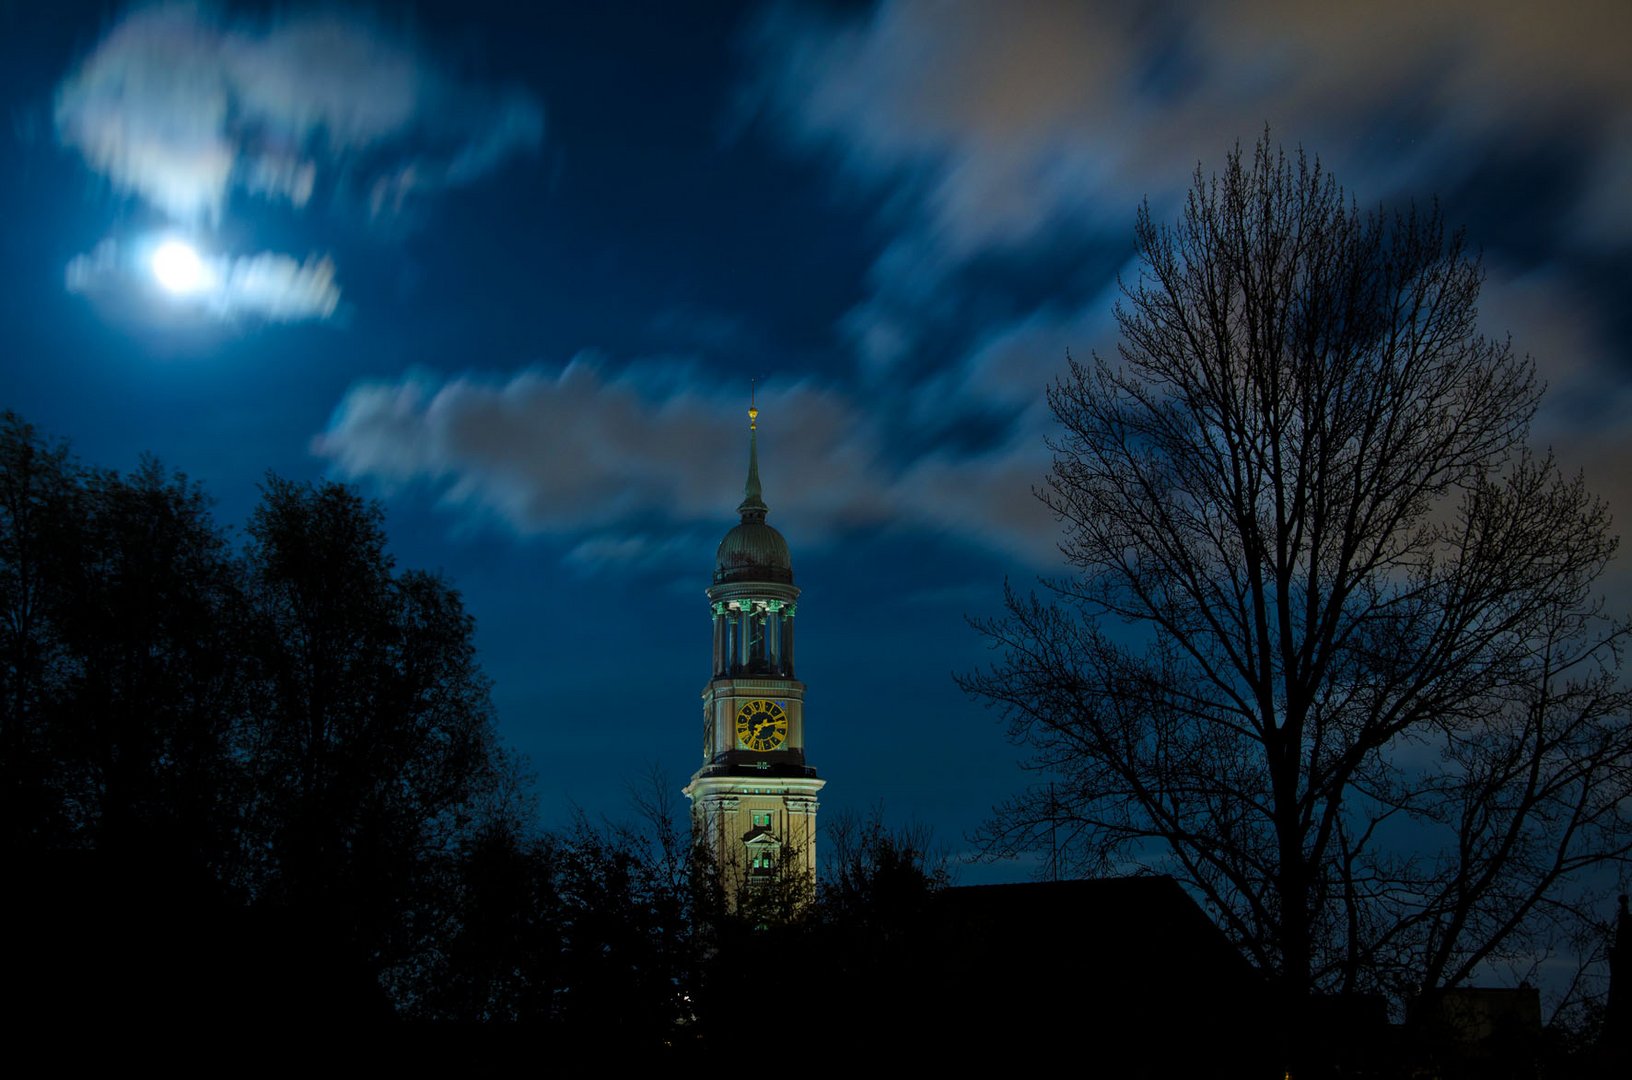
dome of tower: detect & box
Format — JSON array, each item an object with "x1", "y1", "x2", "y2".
[
  {"x1": 715, "y1": 519, "x2": 793, "y2": 585},
  {"x1": 713, "y1": 397, "x2": 794, "y2": 585}
]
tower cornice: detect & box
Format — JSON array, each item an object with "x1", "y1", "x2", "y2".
[{"x1": 707, "y1": 580, "x2": 800, "y2": 606}]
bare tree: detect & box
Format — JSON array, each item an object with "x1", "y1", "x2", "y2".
[{"x1": 960, "y1": 135, "x2": 1632, "y2": 1012}]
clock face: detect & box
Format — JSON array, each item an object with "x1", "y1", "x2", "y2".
[{"x1": 736, "y1": 699, "x2": 789, "y2": 752}]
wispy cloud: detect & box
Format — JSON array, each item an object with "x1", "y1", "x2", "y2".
[
  {"x1": 313, "y1": 357, "x2": 1062, "y2": 568},
  {"x1": 314, "y1": 358, "x2": 885, "y2": 538},
  {"x1": 734, "y1": 0, "x2": 1632, "y2": 587},
  {"x1": 751, "y1": 1, "x2": 1631, "y2": 264},
  {"x1": 56, "y1": 1, "x2": 544, "y2": 222},
  {"x1": 306, "y1": 2, "x2": 1630, "y2": 578},
  {"x1": 55, "y1": 1, "x2": 543, "y2": 324},
  {"x1": 66, "y1": 237, "x2": 341, "y2": 323},
  {"x1": 747, "y1": 0, "x2": 1632, "y2": 375}
]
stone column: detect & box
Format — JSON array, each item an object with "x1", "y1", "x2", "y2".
[
  {"x1": 767, "y1": 599, "x2": 784, "y2": 673},
  {"x1": 783, "y1": 611, "x2": 795, "y2": 676},
  {"x1": 711, "y1": 608, "x2": 724, "y2": 675}
]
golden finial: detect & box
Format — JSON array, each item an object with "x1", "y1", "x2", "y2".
[{"x1": 740, "y1": 378, "x2": 766, "y2": 516}]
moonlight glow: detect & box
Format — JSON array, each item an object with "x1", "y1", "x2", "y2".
[{"x1": 150, "y1": 240, "x2": 213, "y2": 295}]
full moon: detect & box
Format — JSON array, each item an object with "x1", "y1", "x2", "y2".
[{"x1": 150, "y1": 240, "x2": 212, "y2": 295}]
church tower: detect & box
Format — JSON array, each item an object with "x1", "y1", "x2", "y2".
[{"x1": 684, "y1": 400, "x2": 824, "y2": 901}]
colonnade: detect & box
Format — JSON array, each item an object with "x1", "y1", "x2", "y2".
[{"x1": 711, "y1": 598, "x2": 796, "y2": 677}]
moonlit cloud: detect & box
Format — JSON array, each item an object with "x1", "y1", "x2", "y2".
[
  {"x1": 55, "y1": 1, "x2": 544, "y2": 222},
  {"x1": 213, "y1": 251, "x2": 340, "y2": 321},
  {"x1": 314, "y1": 359, "x2": 885, "y2": 538},
  {"x1": 753, "y1": 1, "x2": 1631, "y2": 261},
  {"x1": 313, "y1": 358, "x2": 1061, "y2": 568},
  {"x1": 734, "y1": 0, "x2": 1632, "y2": 590},
  {"x1": 66, "y1": 237, "x2": 340, "y2": 323},
  {"x1": 299, "y1": 2, "x2": 1629, "y2": 578},
  {"x1": 749, "y1": 0, "x2": 1632, "y2": 376},
  {"x1": 54, "y1": 2, "x2": 544, "y2": 328}
]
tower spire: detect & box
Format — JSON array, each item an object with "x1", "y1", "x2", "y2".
[
  {"x1": 690, "y1": 382, "x2": 821, "y2": 910},
  {"x1": 739, "y1": 381, "x2": 768, "y2": 521}
]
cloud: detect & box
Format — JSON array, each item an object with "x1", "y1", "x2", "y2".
[
  {"x1": 1484, "y1": 263, "x2": 1632, "y2": 600},
  {"x1": 212, "y1": 250, "x2": 340, "y2": 321},
  {"x1": 750, "y1": 2, "x2": 1132, "y2": 262},
  {"x1": 895, "y1": 440, "x2": 1061, "y2": 567},
  {"x1": 314, "y1": 359, "x2": 886, "y2": 536},
  {"x1": 55, "y1": 1, "x2": 545, "y2": 222},
  {"x1": 563, "y1": 533, "x2": 711, "y2": 573},
  {"x1": 748, "y1": 0, "x2": 1632, "y2": 374},
  {"x1": 313, "y1": 356, "x2": 1061, "y2": 568},
  {"x1": 754, "y1": 1, "x2": 1631, "y2": 255},
  {"x1": 66, "y1": 237, "x2": 340, "y2": 323},
  {"x1": 741, "y1": 1, "x2": 1632, "y2": 596}
]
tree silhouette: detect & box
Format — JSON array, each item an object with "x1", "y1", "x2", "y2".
[
  {"x1": 237, "y1": 475, "x2": 507, "y2": 1015},
  {"x1": 0, "y1": 417, "x2": 247, "y2": 863},
  {"x1": 414, "y1": 805, "x2": 566, "y2": 1024},
  {"x1": 820, "y1": 808, "x2": 948, "y2": 933},
  {"x1": 1, "y1": 413, "x2": 87, "y2": 848},
  {"x1": 960, "y1": 136, "x2": 1632, "y2": 1033},
  {"x1": 0, "y1": 421, "x2": 519, "y2": 1026},
  {"x1": 0, "y1": 415, "x2": 254, "y2": 1024},
  {"x1": 63, "y1": 458, "x2": 244, "y2": 866}
]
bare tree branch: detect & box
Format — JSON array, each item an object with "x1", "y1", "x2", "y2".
[{"x1": 960, "y1": 135, "x2": 1632, "y2": 1014}]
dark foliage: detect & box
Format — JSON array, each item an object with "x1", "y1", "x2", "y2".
[
  {"x1": 0, "y1": 413, "x2": 511, "y2": 1029},
  {"x1": 238, "y1": 475, "x2": 507, "y2": 1005}
]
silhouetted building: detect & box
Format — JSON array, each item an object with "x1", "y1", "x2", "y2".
[
  {"x1": 1410, "y1": 986, "x2": 1541, "y2": 1043},
  {"x1": 806, "y1": 876, "x2": 1266, "y2": 1067},
  {"x1": 933, "y1": 878, "x2": 1260, "y2": 1025},
  {"x1": 1605, "y1": 894, "x2": 1631, "y2": 1063}
]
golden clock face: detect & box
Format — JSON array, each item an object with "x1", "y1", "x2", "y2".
[{"x1": 736, "y1": 699, "x2": 789, "y2": 752}]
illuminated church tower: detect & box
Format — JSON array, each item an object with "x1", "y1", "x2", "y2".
[{"x1": 684, "y1": 400, "x2": 823, "y2": 900}]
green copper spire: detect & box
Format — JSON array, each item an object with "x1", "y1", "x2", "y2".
[{"x1": 738, "y1": 391, "x2": 768, "y2": 521}]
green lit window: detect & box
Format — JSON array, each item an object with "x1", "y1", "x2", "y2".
[{"x1": 752, "y1": 812, "x2": 772, "y2": 828}]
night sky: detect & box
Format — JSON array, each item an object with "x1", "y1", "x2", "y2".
[{"x1": 2, "y1": 1, "x2": 1629, "y2": 883}]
